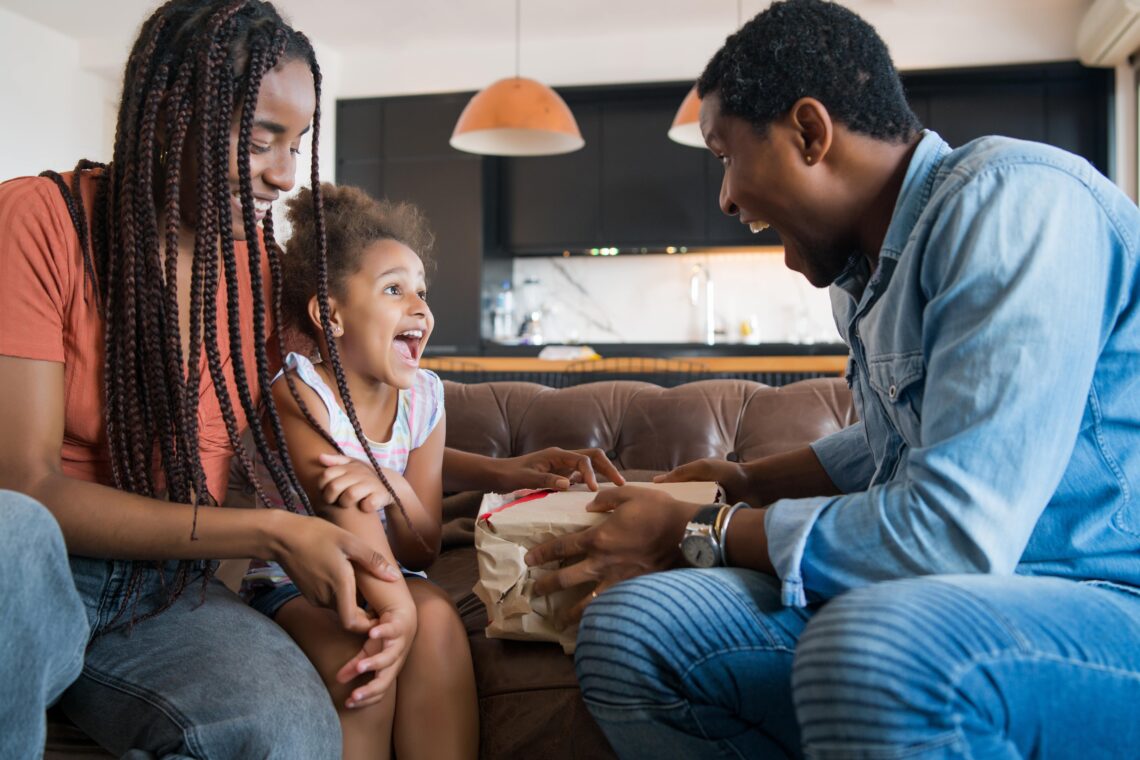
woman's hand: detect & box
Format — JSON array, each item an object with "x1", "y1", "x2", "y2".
[
  {"x1": 269, "y1": 511, "x2": 401, "y2": 633},
  {"x1": 654, "y1": 457, "x2": 752, "y2": 503},
  {"x1": 317, "y1": 453, "x2": 394, "y2": 513},
  {"x1": 335, "y1": 598, "x2": 417, "y2": 708},
  {"x1": 495, "y1": 447, "x2": 627, "y2": 492},
  {"x1": 523, "y1": 485, "x2": 701, "y2": 622}
]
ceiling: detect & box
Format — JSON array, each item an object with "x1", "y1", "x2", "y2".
[{"x1": 0, "y1": 0, "x2": 1096, "y2": 94}]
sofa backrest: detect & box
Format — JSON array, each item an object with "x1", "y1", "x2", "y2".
[{"x1": 443, "y1": 377, "x2": 856, "y2": 473}]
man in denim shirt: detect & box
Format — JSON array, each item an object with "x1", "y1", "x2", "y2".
[{"x1": 525, "y1": 1, "x2": 1140, "y2": 757}]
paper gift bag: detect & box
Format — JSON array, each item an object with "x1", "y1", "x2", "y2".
[{"x1": 473, "y1": 481, "x2": 721, "y2": 654}]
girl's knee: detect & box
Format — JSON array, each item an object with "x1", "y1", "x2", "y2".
[{"x1": 409, "y1": 582, "x2": 468, "y2": 658}]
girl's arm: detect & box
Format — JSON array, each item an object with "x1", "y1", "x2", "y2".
[
  {"x1": 443, "y1": 447, "x2": 625, "y2": 493},
  {"x1": 0, "y1": 356, "x2": 395, "y2": 631},
  {"x1": 269, "y1": 376, "x2": 419, "y2": 602},
  {"x1": 269, "y1": 374, "x2": 419, "y2": 704},
  {"x1": 315, "y1": 410, "x2": 445, "y2": 571},
  {"x1": 379, "y1": 412, "x2": 444, "y2": 569}
]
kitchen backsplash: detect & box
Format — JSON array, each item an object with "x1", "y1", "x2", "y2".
[{"x1": 500, "y1": 251, "x2": 842, "y2": 345}]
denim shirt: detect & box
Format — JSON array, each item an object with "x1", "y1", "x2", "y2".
[{"x1": 765, "y1": 131, "x2": 1140, "y2": 607}]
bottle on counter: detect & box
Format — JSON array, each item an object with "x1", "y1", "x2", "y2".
[
  {"x1": 739, "y1": 314, "x2": 761, "y2": 345},
  {"x1": 492, "y1": 280, "x2": 515, "y2": 343}
]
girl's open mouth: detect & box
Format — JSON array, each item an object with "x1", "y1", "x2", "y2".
[{"x1": 393, "y1": 329, "x2": 424, "y2": 364}]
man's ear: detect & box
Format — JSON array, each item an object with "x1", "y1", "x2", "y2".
[
  {"x1": 789, "y1": 97, "x2": 833, "y2": 166},
  {"x1": 306, "y1": 294, "x2": 343, "y2": 337}
]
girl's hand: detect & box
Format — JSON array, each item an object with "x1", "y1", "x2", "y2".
[
  {"x1": 317, "y1": 453, "x2": 394, "y2": 513},
  {"x1": 335, "y1": 602, "x2": 417, "y2": 708},
  {"x1": 270, "y1": 511, "x2": 401, "y2": 632},
  {"x1": 496, "y1": 447, "x2": 627, "y2": 492}
]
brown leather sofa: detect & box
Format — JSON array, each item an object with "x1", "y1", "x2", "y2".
[{"x1": 46, "y1": 376, "x2": 855, "y2": 759}]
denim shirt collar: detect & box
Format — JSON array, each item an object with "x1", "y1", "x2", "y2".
[{"x1": 833, "y1": 131, "x2": 951, "y2": 303}]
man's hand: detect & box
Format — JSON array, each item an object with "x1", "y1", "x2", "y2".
[
  {"x1": 654, "y1": 457, "x2": 752, "y2": 504},
  {"x1": 523, "y1": 485, "x2": 700, "y2": 623},
  {"x1": 496, "y1": 447, "x2": 627, "y2": 492}
]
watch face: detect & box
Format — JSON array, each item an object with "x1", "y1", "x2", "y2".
[{"x1": 681, "y1": 535, "x2": 718, "y2": 568}]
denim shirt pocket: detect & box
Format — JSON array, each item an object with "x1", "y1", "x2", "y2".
[{"x1": 867, "y1": 352, "x2": 926, "y2": 448}]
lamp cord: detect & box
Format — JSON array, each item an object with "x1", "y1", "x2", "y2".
[{"x1": 515, "y1": 0, "x2": 521, "y2": 78}]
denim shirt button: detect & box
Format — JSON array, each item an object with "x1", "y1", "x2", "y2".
[{"x1": 888, "y1": 384, "x2": 898, "y2": 400}]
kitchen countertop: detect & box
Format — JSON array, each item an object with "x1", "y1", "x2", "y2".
[
  {"x1": 422, "y1": 343, "x2": 849, "y2": 375},
  {"x1": 433, "y1": 342, "x2": 849, "y2": 358}
]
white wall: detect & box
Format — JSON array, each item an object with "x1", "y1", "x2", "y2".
[
  {"x1": 0, "y1": 6, "x2": 116, "y2": 180},
  {"x1": 334, "y1": 1, "x2": 1088, "y2": 98},
  {"x1": 2, "y1": 0, "x2": 1130, "y2": 202},
  {"x1": 0, "y1": 8, "x2": 339, "y2": 201}
]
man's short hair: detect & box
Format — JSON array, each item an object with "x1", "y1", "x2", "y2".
[{"x1": 697, "y1": 0, "x2": 921, "y2": 143}]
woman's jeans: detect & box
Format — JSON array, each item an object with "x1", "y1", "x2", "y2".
[
  {"x1": 1, "y1": 491, "x2": 87, "y2": 759},
  {"x1": 0, "y1": 490, "x2": 340, "y2": 759},
  {"x1": 575, "y1": 568, "x2": 1140, "y2": 759}
]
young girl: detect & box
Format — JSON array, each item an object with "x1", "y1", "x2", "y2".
[{"x1": 242, "y1": 183, "x2": 477, "y2": 759}]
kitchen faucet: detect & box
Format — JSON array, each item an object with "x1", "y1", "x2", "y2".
[{"x1": 689, "y1": 262, "x2": 715, "y2": 345}]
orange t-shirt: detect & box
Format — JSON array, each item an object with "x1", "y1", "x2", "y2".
[{"x1": 0, "y1": 170, "x2": 277, "y2": 501}]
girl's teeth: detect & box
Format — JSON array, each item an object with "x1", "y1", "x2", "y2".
[{"x1": 749, "y1": 221, "x2": 769, "y2": 233}]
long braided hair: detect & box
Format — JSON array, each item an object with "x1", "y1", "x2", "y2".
[{"x1": 40, "y1": 0, "x2": 337, "y2": 624}]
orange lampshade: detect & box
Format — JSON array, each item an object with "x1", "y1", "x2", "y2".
[
  {"x1": 668, "y1": 84, "x2": 706, "y2": 148},
  {"x1": 450, "y1": 77, "x2": 584, "y2": 156}
]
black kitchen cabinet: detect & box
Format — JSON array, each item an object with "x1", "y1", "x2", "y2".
[
  {"x1": 502, "y1": 105, "x2": 602, "y2": 251},
  {"x1": 337, "y1": 62, "x2": 1111, "y2": 268},
  {"x1": 901, "y1": 63, "x2": 1110, "y2": 175},
  {"x1": 598, "y1": 97, "x2": 707, "y2": 247},
  {"x1": 336, "y1": 94, "x2": 506, "y2": 355},
  {"x1": 497, "y1": 62, "x2": 1110, "y2": 254},
  {"x1": 501, "y1": 86, "x2": 710, "y2": 252}
]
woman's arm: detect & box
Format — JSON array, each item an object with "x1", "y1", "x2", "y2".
[{"x1": 0, "y1": 355, "x2": 394, "y2": 630}]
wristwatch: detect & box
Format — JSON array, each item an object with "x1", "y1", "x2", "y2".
[{"x1": 680, "y1": 504, "x2": 725, "y2": 568}]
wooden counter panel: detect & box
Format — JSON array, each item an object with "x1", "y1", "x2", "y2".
[{"x1": 422, "y1": 355, "x2": 847, "y2": 375}]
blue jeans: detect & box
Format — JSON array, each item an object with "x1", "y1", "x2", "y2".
[
  {"x1": 0, "y1": 491, "x2": 88, "y2": 759},
  {"x1": 1, "y1": 491, "x2": 341, "y2": 759},
  {"x1": 575, "y1": 568, "x2": 1140, "y2": 759}
]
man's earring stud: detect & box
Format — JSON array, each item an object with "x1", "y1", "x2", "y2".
[{"x1": 805, "y1": 154, "x2": 814, "y2": 164}]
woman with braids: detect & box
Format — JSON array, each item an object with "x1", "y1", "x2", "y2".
[
  {"x1": 0, "y1": 1, "x2": 395, "y2": 756},
  {"x1": 240, "y1": 182, "x2": 477, "y2": 759}
]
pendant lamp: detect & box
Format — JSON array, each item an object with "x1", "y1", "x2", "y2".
[
  {"x1": 669, "y1": 0, "x2": 743, "y2": 149},
  {"x1": 451, "y1": 0, "x2": 584, "y2": 156},
  {"x1": 667, "y1": 85, "x2": 705, "y2": 148}
]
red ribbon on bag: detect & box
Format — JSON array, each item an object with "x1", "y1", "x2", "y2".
[{"x1": 478, "y1": 489, "x2": 555, "y2": 522}]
